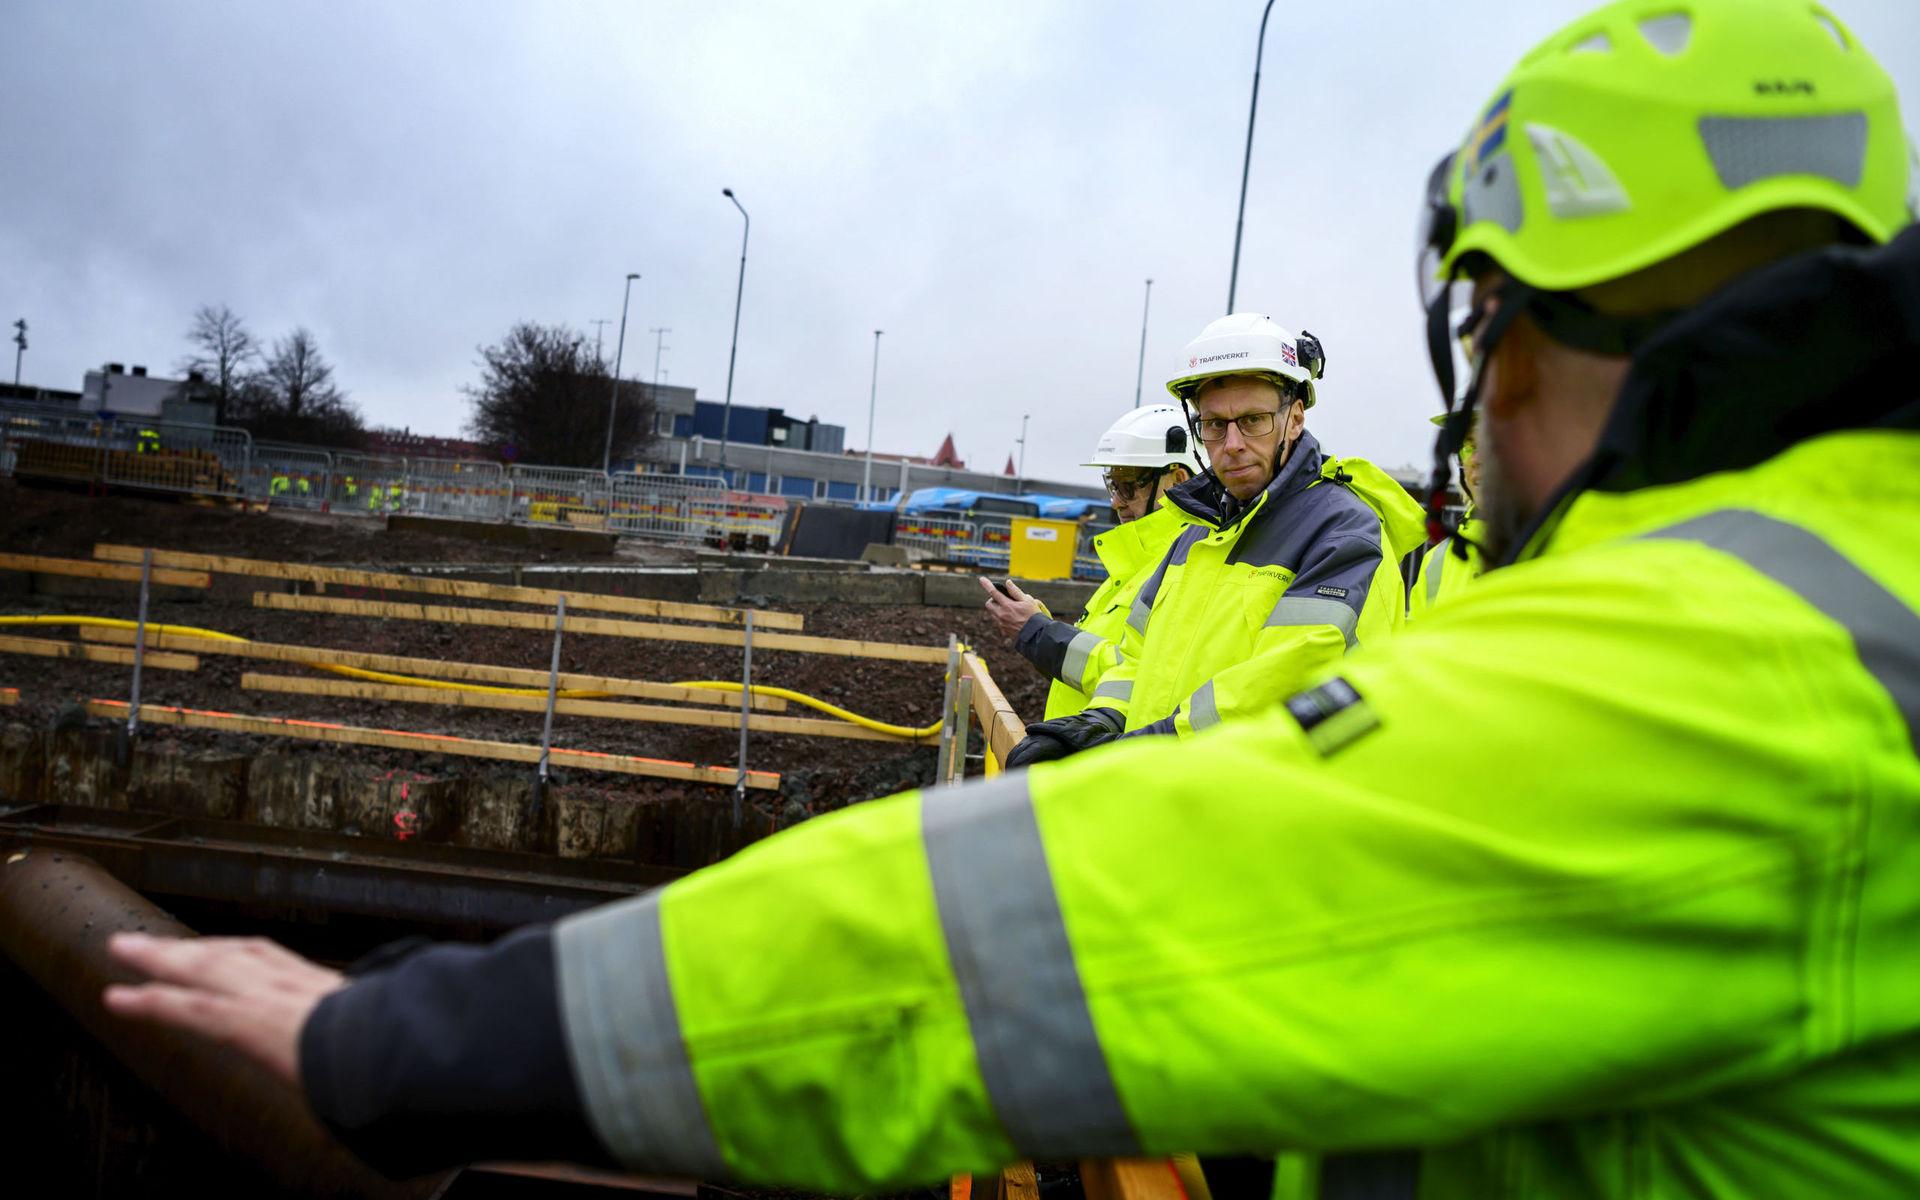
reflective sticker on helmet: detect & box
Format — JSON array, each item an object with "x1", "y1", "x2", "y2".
[{"x1": 1527, "y1": 123, "x2": 1631, "y2": 218}]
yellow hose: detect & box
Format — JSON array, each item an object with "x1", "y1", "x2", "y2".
[
  {"x1": 671, "y1": 681, "x2": 943, "y2": 740},
  {"x1": 0, "y1": 615, "x2": 941, "y2": 739}
]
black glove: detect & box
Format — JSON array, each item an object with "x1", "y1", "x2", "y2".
[{"x1": 1003, "y1": 707, "x2": 1125, "y2": 769}]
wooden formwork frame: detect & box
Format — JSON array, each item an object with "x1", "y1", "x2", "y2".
[
  {"x1": 92, "y1": 543, "x2": 801, "y2": 630},
  {"x1": 79, "y1": 627, "x2": 790, "y2": 711},
  {"x1": 0, "y1": 633, "x2": 199, "y2": 672},
  {"x1": 84, "y1": 699, "x2": 781, "y2": 790},
  {"x1": 0, "y1": 552, "x2": 210, "y2": 590}
]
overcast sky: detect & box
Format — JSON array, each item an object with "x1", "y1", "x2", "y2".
[{"x1": 6, "y1": 1, "x2": 1916, "y2": 484}]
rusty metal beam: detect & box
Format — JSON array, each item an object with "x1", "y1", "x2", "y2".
[
  {"x1": 0, "y1": 849, "x2": 443, "y2": 1199},
  {"x1": 0, "y1": 804, "x2": 677, "y2": 931}
]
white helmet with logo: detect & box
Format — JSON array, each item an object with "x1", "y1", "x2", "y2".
[
  {"x1": 1165, "y1": 313, "x2": 1326, "y2": 409},
  {"x1": 1083, "y1": 404, "x2": 1207, "y2": 474}
]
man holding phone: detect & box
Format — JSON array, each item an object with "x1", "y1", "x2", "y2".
[{"x1": 980, "y1": 405, "x2": 1204, "y2": 719}]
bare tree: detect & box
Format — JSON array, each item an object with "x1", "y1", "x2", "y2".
[
  {"x1": 232, "y1": 328, "x2": 365, "y2": 447},
  {"x1": 464, "y1": 322, "x2": 656, "y2": 468},
  {"x1": 179, "y1": 304, "x2": 259, "y2": 425}
]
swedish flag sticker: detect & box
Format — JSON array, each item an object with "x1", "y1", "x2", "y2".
[{"x1": 1467, "y1": 89, "x2": 1513, "y2": 168}]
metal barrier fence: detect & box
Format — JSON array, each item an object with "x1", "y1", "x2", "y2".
[
  {"x1": 1, "y1": 407, "x2": 108, "y2": 486},
  {"x1": 331, "y1": 453, "x2": 409, "y2": 514},
  {"x1": 892, "y1": 514, "x2": 977, "y2": 559},
  {"x1": 609, "y1": 472, "x2": 724, "y2": 541},
  {"x1": 245, "y1": 443, "x2": 333, "y2": 510},
  {"x1": 408, "y1": 458, "x2": 509, "y2": 522},
  {"x1": 508, "y1": 465, "x2": 611, "y2": 530},
  {"x1": 950, "y1": 519, "x2": 1014, "y2": 570}
]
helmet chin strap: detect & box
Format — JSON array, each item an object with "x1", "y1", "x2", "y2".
[{"x1": 1424, "y1": 280, "x2": 1527, "y2": 547}]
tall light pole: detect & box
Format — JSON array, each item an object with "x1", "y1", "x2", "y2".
[
  {"x1": 719, "y1": 188, "x2": 750, "y2": 488},
  {"x1": 1226, "y1": 0, "x2": 1279, "y2": 314},
  {"x1": 649, "y1": 327, "x2": 671, "y2": 389},
  {"x1": 1015, "y1": 413, "x2": 1030, "y2": 495},
  {"x1": 1133, "y1": 278, "x2": 1153, "y2": 406},
  {"x1": 861, "y1": 330, "x2": 883, "y2": 503},
  {"x1": 589, "y1": 318, "x2": 611, "y2": 363},
  {"x1": 11, "y1": 319, "x2": 26, "y2": 389},
  {"x1": 603, "y1": 272, "x2": 639, "y2": 475}
]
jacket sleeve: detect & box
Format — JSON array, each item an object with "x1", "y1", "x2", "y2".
[
  {"x1": 304, "y1": 531, "x2": 1904, "y2": 1192},
  {"x1": 1143, "y1": 530, "x2": 1395, "y2": 738},
  {"x1": 1015, "y1": 614, "x2": 1125, "y2": 696}
]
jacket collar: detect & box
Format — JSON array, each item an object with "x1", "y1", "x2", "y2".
[
  {"x1": 1520, "y1": 224, "x2": 1920, "y2": 561},
  {"x1": 1167, "y1": 429, "x2": 1327, "y2": 531}
]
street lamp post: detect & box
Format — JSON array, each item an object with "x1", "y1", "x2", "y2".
[
  {"x1": 719, "y1": 188, "x2": 750, "y2": 488},
  {"x1": 11, "y1": 319, "x2": 26, "y2": 389},
  {"x1": 1015, "y1": 413, "x2": 1030, "y2": 495},
  {"x1": 603, "y1": 273, "x2": 640, "y2": 475},
  {"x1": 1226, "y1": 0, "x2": 1279, "y2": 314},
  {"x1": 1133, "y1": 278, "x2": 1153, "y2": 406},
  {"x1": 649, "y1": 327, "x2": 671, "y2": 390},
  {"x1": 861, "y1": 330, "x2": 883, "y2": 503}
]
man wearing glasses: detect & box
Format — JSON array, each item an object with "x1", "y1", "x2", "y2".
[
  {"x1": 1006, "y1": 315, "x2": 1424, "y2": 765},
  {"x1": 980, "y1": 404, "x2": 1204, "y2": 720}
]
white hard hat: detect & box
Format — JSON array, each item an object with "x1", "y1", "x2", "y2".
[
  {"x1": 1165, "y1": 313, "x2": 1326, "y2": 409},
  {"x1": 1083, "y1": 404, "x2": 1208, "y2": 474}
]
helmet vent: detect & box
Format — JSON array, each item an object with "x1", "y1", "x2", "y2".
[
  {"x1": 1638, "y1": 13, "x2": 1692, "y2": 57},
  {"x1": 1811, "y1": 8, "x2": 1849, "y2": 51},
  {"x1": 1699, "y1": 113, "x2": 1868, "y2": 189},
  {"x1": 1570, "y1": 31, "x2": 1612, "y2": 54}
]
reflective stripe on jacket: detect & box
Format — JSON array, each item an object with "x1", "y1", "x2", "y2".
[
  {"x1": 554, "y1": 425, "x2": 1920, "y2": 1196},
  {"x1": 1016, "y1": 504, "x2": 1183, "y2": 719},
  {"x1": 1407, "y1": 517, "x2": 1485, "y2": 620},
  {"x1": 1083, "y1": 434, "x2": 1425, "y2": 735}
]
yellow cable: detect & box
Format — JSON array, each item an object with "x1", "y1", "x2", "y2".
[{"x1": 0, "y1": 615, "x2": 941, "y2": 738}]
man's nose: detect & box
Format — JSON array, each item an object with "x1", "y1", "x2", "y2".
[{"x1": 1219, "y1": 422, "x2": 1247, "y2": 455}]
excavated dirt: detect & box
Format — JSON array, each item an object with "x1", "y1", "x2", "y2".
[{"x1": 0, "y1": 481, "x2": 1053, "y2": 830}]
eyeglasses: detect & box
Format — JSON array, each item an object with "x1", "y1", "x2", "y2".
[
  {"x1": 1103, "y1": 468, "x2": 1167, "y2": 502},
  {"x1": 1192, "y1": 410, "x2": 1280, "y2": 444}
]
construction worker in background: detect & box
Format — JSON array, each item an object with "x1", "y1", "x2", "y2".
[
  {"x1": 269, "y1": 473, "x2": 290, "y2": 498},
  {"x1": 1408, "y1": 413, "x2": 1485, "y2": 617},
  {"x1": 295, "y1": 474, "x2": 312, "y2": 500},
  {"x1": 979, "y1": 405, "x2": 1204, "y2": 719},
  {"x1": 135, "y1": 427, "x2": 160, "y2": 454},
  {"x1": 1006, "y1": 317, "x2": 1424, "y2": 766},
  {"x1": 386, "y1": 480, "x2": 405, "y2": 512},
  {"x1": 367, "y1": 482, "x2": 386, "y2": 513},
  {"x1": 102, "y1": 2, "x2": 1920, "y2": 1195},
  {"x1": 343, "y1": 475, "x2": 359, "y2": 503}
]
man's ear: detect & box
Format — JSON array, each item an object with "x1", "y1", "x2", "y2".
[
  {"x1": 1169, "y1": 466, "x2": 1191, "y2": 485},
  {"x1": 1284, "y1": 398, "x2": 1307, "y2": 439}
]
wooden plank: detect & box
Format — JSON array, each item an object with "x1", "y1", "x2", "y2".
[
  {"x1": 82, "y1": 699, "x2": 781, "y2": 790},
  {"x1": 240, "y1": 673, "x2": 937, "y2": 744},
  {"x1": 253, "y1": 592, "x2": 952, "y2": 664},
  {"x1": 93, "y1": 543, "x2": 803, "y2": 630},
  {"x1": 998, "y1": 1162, "x2": 1041, "y2": 1200},
  {"x1": 0, "y1": 633, "x2": 199, "y2": 672},
  {"x1": 0, "y1": 552, "x2": 210, "y2": 589},
  {"x1": 1078, "y1": 1159, "x2": 1189, "y2": 1200},
  {"x1": 962, "y1": 652, "x2": 1027, "y2": 767},
  {"x1": 0, "y1": 688, "x2": 17, "y2": 706},
  {"x1": 78, "y1": 626, "x2": 788, "y2": 711}
]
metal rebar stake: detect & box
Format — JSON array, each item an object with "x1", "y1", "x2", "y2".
[
  {"x1": 120, "y1": 548, "x2": 154, "y2": 765},
  {"x1": 530, "y1": 595, "x2": 567, "y2": 829},
  {"x1": 933, "y1": 635, "x2": 960, "y2": 783},
  {"x1": 732, "y1": 611, "x2": 755, "y2": 825},
  {"x1": 950, "y1": 676, "x2": 974, "y2": 786}
]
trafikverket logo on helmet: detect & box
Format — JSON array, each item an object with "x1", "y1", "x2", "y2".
[{"x1": 1189, "y1": 351, "x2": 1250, "y2": 368}]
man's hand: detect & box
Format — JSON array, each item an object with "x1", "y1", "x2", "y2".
[
  {"x1": 104, "y1": 932, "x2": 347, "y2": 1087},
  {"x1": 1004, "y1": 707, "x2": 1125, "y2": 768},
  {"x1": 979, "y1": 577, "x2": 1047, "y2": 640}
]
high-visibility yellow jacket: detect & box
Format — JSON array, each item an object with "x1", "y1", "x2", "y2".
[
  {"x1": 300, "y1": 232, "x2": 1920, "y2": 1199},
  {"x1": 1407, "y1": 516, "x2": 1485, "y2": 619},
  {"x1": 1083, "y1": 435, "x2": 1425, "y2": 736},
  {"x1": 1016, "y1": 504, "x2": 1184, "y2": 719}
]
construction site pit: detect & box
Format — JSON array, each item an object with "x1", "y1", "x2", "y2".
[{"x1": 0, "y1": 478, "x2": 1085, "y2": 1199}]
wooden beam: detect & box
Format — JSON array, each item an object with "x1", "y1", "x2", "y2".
[
  {"x1": 78, "y1": 626, "x2": 788, "y2": 711},
  {"x1": 1077, "y1": 1159, "x2": 1190, "y2": 1200},
  {"x1": 253, "y1": 592, "x2": 952, "y2": 664},
  {"x1": 962, "y1": 652, "x2": 1026, "y2": 766},
  {"x1": 93, "y1": 543, "x2": 801, "y2": 630},
  {"x1": 240, "y1": 673, "x2": 937, "y2": 744},
  {"x1": 0, "y1": 633, "x2": 199, "y2": 672},
  {"x1": 0, "y1": 688, "x2": 17, "y2": 706},
  {"x1": 0, "y1": 552, "x2": 210, "y2": 589},
  {"x1": 83, "y1": 699, "x2": 781, "y2": 790}
]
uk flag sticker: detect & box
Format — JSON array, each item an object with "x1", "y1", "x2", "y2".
[{"x1": 1280, "y1": 342, "x2": 1298, "y2": 366}]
